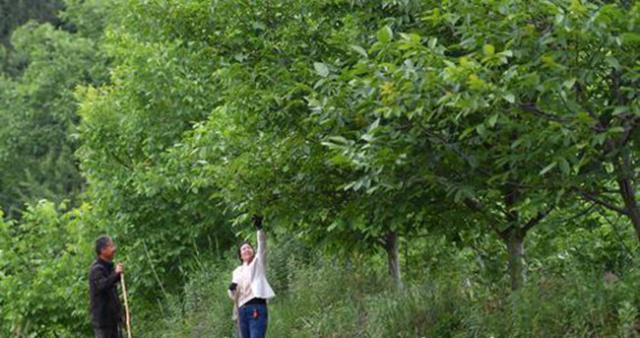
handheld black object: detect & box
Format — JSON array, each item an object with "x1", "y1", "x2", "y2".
[{"x1": 252, "y1": 214, "x2": 263, "y2": 230}]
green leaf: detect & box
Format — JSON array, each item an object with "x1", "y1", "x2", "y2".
[
  {"x1": 476, "y1": 123, "x2": 487, "y2": 137},
  {"x1": 503, "y1": 93, "x2": 515, "y2": 103},
  {"x1": 540, "y1": 162, "x2": 557, "y2": 175},
  {"x1": 252, "y1": 21, "x2": 266, "y2": 31},
  {"x1": 558, "y1": 157, "x2": 570, "y2": 175},
  {"x1": 605, "y1": 55, "x2": 621, "y2": 70},
  {"x1": 377, "y1": 25, "x2": 393, "y2": 43},
  {"x1": 467, "y1": 74, "x2": 487, "y2": 91},
  {"x1": 327, "y1": 221, "x2": 339, "y2": 232},
  {"x1": 483, "y1": 44, "x2": 495, "y2": 56},
  {"x1": 313, "y1": 62, "x2": 330, "y2": 77},
  {"x1": 327, "y1": 135, "x2": 349, "y2": 144},
  {"x1": 350, "y1": 45, "x2": 368, "y2": 58},
  {"x1": 488, "y1": 114, "x2": 498, "y2": 127},
  {"x1": 369, "y1": 118, "x2": 380, "y2": 131},
  {"x1": 562, "y1": 78, "x2": 576, "y2": 89},
  {"x1": 428, "y1": 37, "x2": 438, "y2": 49},
  {"x1": 612, "y1": 106, "x2": 628, "y2": 116}
]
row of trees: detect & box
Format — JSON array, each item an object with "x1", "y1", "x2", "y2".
[
  {"x1": 78, "y1": 0, "x2": 640, "y2": 291},
  {"x1": 0, "y1": 0, "x2": 109, "y2": 219},
  {"x1": 0, "y1": 1, "x2": 111, "y2": 335}
]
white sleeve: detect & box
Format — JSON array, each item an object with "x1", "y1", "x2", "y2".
[
  {"x1": 257, "y1": 229, "x2": 267, "y2": 260},
  {"x1": 227, "y1": 269, "x2": 239, "y2": 300}
]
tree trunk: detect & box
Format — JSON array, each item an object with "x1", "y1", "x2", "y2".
[
  {"x1": 506, "y1": 228, "x2": 526, "y2": 291},
  {"x1": 503, "y1": 183, "x2": 526, "y2": 290},
  {"x1": 617, "y1": 177, "x2": 640, "y2": 240},
  {"x1": 384, "y1": 231, "x2": 403, "y2": 289},
  {"x1": 616, "y1": 151, "x2": 640, "y2": 241}
]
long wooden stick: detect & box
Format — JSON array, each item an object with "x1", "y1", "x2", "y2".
[{"x1": 121, "y1": 273, "x2": 133, "y2": 338}]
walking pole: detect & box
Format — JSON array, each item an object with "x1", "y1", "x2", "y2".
[{"x1": 121, "y1": 272, "x2": 133, "y2": 338}]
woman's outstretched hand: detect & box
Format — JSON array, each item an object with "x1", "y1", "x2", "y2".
[{"x1": 252, "y1": 214, "x2": 263, "y2": 230}]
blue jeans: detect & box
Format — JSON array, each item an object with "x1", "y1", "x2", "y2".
[{"x1": 239, "y1": 303, "x2": 268, "y2": 338}]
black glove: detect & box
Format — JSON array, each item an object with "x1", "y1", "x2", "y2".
[
  {"x1": 229, "y1": 282, "x2": 238, "y2": 292},
  {"x1": 252, "y1": 214, "x2": 263, "y2": 230}
]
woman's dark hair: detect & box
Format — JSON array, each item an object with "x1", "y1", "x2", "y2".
[{"x1": 238, "y1": 241, "x2": 253, "y2": 263}]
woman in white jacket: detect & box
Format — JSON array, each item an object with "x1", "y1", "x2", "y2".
[{"x1": 228, "y1": 215, "x2": 275, "y2": 338}]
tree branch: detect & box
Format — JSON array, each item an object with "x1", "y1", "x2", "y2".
[
  {"x1": 517, "y1": 103, "x2": 568, "y2": 123},
  {"x1": 106, "y1": 148, "x2": 133, "y2": 170},
  {"x1": 463, "y1": 197, "x2": 509, "y2": 239},
  {"x1": 518, "y1": 102, "x2": 605, "y2": 132},
  {"x1": 420, "y1": 127, "x2": 492, "y2": 177},
  {"x1": 578, "y1": 190, "x2": 627, "y2": 215},
  {"x1": 522, "y1": 207, "x2": 553, "y2": 233},
  {"x1": 615, "y1": 117, "x2": 639, "y2": 149}
]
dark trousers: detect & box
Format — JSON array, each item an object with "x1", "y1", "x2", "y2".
[
  {"x1": 94, "y1": 325, "x2": 123, "y2": 338},
  {"x1": 238, "y1": 303, "x2": 268, "y2": 338}
]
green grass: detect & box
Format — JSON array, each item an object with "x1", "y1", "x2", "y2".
[{"x1": 136, "y1": 255, "x2": 640, "y2": 338}]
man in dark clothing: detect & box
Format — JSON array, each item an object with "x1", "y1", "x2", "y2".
[{"x1": 89, "y1": 236, "x2": 125, "y2": 338}]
